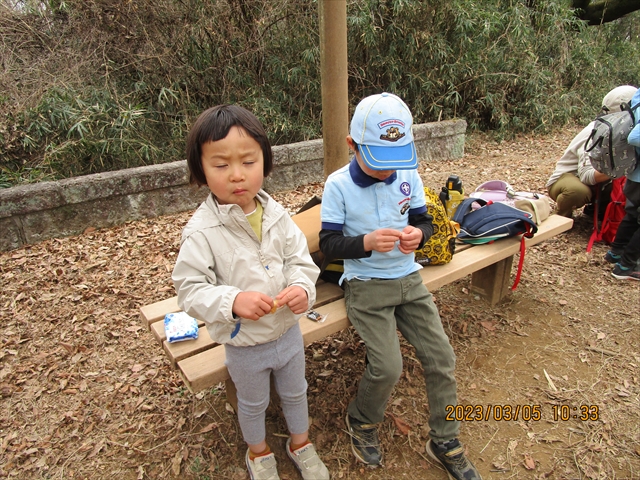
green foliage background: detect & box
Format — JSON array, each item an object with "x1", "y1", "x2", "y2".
[{"x1": 1, "y1": 0, "x2": 639, "y2": 187}]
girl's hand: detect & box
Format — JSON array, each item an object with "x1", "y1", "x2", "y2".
[
  {"x1": 232, "y1": 291, "x2": 275, "y2": 321},
  {"x1": 275, "y1": 286, "x2": 309, "y2": 315},
  {"x1": 398, "y1": 225, "x2": 423, "y2": 254}
]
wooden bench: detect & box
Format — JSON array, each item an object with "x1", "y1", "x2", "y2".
[{"x1": 140, "y1": 208, "x2": 572, "y2": 407}]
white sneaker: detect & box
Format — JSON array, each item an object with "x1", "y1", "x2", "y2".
[
  {"x1": 286, "y1": 438, "x2": 330, "y2": 480},
  {"x1": 245, "y1": 449, "x2": 280, "y2": 480}
]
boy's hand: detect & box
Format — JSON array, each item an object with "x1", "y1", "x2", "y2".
[
  {"x1": 276, "y1": 286, "x2": 308, "y2": 315},
  {"x1": 232, "y1": 291, "x2": 274, "y2": 321},
  {"x1": 398, "y1": 225, "x2": 423, "y2": 254},
  {"x1": 364, "y1": 228, "x2": 403, "y2": 253}
]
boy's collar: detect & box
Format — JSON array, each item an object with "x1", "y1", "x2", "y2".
[{"x1": 349, "y1": 158, "x2": 397, "y2": 187}]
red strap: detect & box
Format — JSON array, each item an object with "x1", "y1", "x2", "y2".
[
  {"x1": 511, "y1": 224, "x2": 533, "y2": 290},
  {"x1": 586, "y1": 228, "x2": 599, "y2": 252}
]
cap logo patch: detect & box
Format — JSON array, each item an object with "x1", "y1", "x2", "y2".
[
  {"x1": 380, "y1": 127, "x2": 405, "y2": 143},
  {"x1": 377, "y1": 119, "x2": 406, "y2": 143}
]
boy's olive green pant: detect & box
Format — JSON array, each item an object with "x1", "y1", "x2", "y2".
[{"x1": 344, "y1": 271, "x2": 460, "y2": 443}]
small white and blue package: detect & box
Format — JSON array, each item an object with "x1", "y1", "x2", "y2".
[{"x1": 164, "y1": 312, "x2": 199, "y2": 343}]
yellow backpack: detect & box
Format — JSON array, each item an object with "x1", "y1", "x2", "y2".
[{"x1": 414, "y1": 187, "x2": 459, "y2": 265}]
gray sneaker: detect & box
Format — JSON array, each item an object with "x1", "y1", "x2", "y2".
[
  {"x1": 345, "y1": 414, "x2": 382, "y2": 466},
  {"x1": 426, "y1": 439, "x2": 482, "y2": 480},
  {"x1": 286, "y1": 438, "x2": 330, "y2": 480},
  {"x1": 245, "y1": 449, "x2": 280, "y2": 480}
]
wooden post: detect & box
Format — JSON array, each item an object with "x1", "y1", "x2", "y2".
[{"x1": 319, "y1": 0, "x2": 350, "y2": 178}]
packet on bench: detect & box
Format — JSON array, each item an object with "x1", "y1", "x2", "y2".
[
  {"x1": 306, "y1": 310, "x2": 327, "y2": 323},
  {"x1": 164, "y1": 312, "x2": 199, "y2": 343}
]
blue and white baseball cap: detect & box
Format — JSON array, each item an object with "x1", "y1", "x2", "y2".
[{"x1": 350, "y1": 92, "x2": 418, "y2": 170}]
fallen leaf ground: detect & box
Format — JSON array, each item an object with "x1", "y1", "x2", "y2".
[{"x1": 1, "y1": 128, "x2": 639, "y2": 480}]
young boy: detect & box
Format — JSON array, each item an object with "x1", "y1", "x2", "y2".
[{"x1": 319, "y1": 92, "x2": 481, "y2": 480}]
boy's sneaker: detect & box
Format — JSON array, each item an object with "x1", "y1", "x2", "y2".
[
  {"x1": 246, "y1": 449, "x2": 280, "y2": 480},
  {"x1": 603, "y1": 251, "x2": 622, "y2": 264},
  {"x1": 426, "y1": 439, "x2": 482, "y2": 480},
  {"x1": 286, "y1": 438, "x2": 330, "y2": 480},
  {"x1": 345, "y1": 414, "x2": 382, "y2": 466},
  {"x1": 612, "y1": 263, "x2": 640, "y2": 281}
]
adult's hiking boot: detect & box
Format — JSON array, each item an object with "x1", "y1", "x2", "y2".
[
  {"x1": 345, "y1": 414, "x2": 382, "y2": 466},
  {"x1": 426, "y1": 438, "x2": 482, "y2": 480}
]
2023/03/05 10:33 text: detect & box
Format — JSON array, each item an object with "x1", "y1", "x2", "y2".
[{"x1": 446, "y1": 405, "x2": 600, "y2": 422}]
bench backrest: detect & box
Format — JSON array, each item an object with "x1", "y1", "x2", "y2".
[{"x1": 291, "y1": 204, "x2": 321, "y2": 254}]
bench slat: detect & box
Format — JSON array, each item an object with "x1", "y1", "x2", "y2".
[
  {"x1": 314, "y1": 281, "x2": 344, "y2": 307},
  {"x1": 163, "y1": 325, "x2": 218, "y2": 366},
  {"x1": 178, "y1": 344, "x2": 228, "y2": 394},
  {"x1": 140, "y1": 297, "x2": 180, "y2": 328}
]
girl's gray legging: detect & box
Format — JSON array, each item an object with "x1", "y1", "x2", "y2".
[{"x1": 224, "y1": 323, "x2": 309, "y2": 445}]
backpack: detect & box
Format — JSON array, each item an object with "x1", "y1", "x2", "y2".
[
  {"x1": 414, "y1": 187, "x2": 459, "y2": 265},
  {"x1": 452, "y1": 198, "x2": 538, "y2": 245},
  {"x1": 585, "y1": 103, "x2": 639, "y2": 179},
  {"x1": 469, "y1": 180, "x2": 551, "y2": 225},
  {"x1": 452, "y1": 198, "x2": 538, "y2": 289},
  {"x1": 586, "y1": 177, "x2": 627, "y2": 252}
]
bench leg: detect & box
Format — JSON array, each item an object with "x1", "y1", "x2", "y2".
[
  {"x1": 225, "y1": 378, "x2": 239, "y2": 413},
  {"x1": 470, "y1": 255, "x2": 514, "y2": 306}
]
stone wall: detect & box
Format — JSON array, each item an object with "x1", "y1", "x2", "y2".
[{"x1": 0, "y1": 119, "x2": 466, "y2": 251}]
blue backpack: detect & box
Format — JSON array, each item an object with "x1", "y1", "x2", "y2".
[
  {"x1": 452, "y1": 198, "x2": 538, "y2": 244},
  {"x1": 452, "y1": 198, "x2": 538, "y2": 290}
]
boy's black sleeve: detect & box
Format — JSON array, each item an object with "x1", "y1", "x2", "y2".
[
  {"x1": 409, "y1": 211, "x2": 434, "y2": 250},
  {"x1": 320, "y1": 210, "x2": 434, "y2": 259},
  {"x1": 319, "y1": 229, "x2": 372, "y2": 260}
]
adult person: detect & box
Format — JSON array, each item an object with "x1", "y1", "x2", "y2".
[
  {"x1": 546, "y1": 85, "x2": 638, "y2": 218},
  {"x1": 605, "y1": 87, "x2": 640, "y2": 280}
]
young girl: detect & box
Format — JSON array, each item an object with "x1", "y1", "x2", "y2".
[{"x1": 172, "y1": 105, "x2": 329, "y2": 480}]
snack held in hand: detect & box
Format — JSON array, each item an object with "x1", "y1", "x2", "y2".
[{"x1": 270, "y1": 299, "x2": 279, "y2": 314}]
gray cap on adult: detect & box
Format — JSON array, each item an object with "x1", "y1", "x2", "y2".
[{"x1": 601, "y1": 85, "x2": 638, "y2": 113}]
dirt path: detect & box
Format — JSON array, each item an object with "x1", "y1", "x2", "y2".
[{"x1": 1, "y1": 128, "x2": 639, "y2": 479}]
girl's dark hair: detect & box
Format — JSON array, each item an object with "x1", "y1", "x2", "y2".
[{"x1": 186, "y1": 104, "x2": 273, "y2": 186}]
